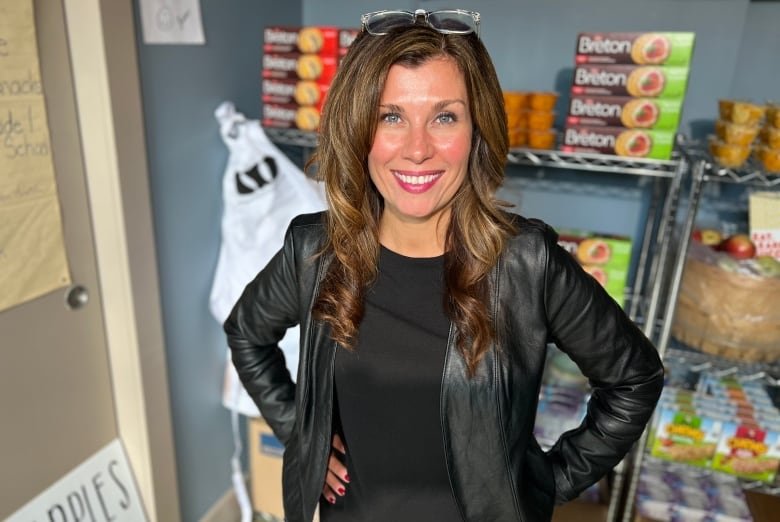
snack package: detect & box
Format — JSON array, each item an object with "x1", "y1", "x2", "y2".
[
  {"x1": 712, "y1": 423, "x2": 780, "y2": 482},
  {"x1": 556, "y1": 230, "x2": 632, "y2": 307},
  {"x1": 575, "y1": 32, "x2": 695, "y2": 66},
  {"x1": 561, "y1": 125, "x2": 675, "y2": 160},
  {"x1": 567, "y1": 95, "x2": 683, "y2": 130},
  {"x1": 571, "y1": 64, "x2": 689, "y2": 98},
  {"x1": 651, "y1": 407, "x2": 722, "y2": 468}
]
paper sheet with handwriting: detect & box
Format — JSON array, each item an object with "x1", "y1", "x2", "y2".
[
  {"x1": 0, "y1": 0, "x2": 71, "y2": 312},
  {"x1": 139, "y1": 0, "x2": 206, "y2": 45}
]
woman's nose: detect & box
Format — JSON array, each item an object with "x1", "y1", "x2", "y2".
[{"x1": 402, "y1": 125, "x2": 434, "y2": 163}]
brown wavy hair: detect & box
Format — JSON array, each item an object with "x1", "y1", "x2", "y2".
[{"x1": 310, "y1": 25, "x2": 515, "y2": 376}]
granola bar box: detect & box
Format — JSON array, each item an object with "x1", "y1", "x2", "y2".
[{"x1": 575, "y1": 32, "x2": 695, "y2": 66}]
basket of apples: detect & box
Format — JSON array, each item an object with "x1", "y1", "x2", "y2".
[{"x1": 671, "y1": 228, "x2": 780, "y2": 362}]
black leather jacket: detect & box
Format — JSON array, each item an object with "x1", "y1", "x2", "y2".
[{"x1": 225, "y1": 211, "x2": 664, "y2": 522}]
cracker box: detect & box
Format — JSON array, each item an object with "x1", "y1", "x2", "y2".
[
  {"x1": 749, "y1": 191, "x2": 780, "y2": 260},
  {"x1": 262, "y1": 102, "x2": 321, "y2": 131},
  {"x1": 263, "y1": 26, "x2": 342, "y2": 55},
  {"x1": 575, "y1": 32, "x2": 695, "y2": 66},
  {"x1": 262, "y1": 52, "x2": 338, "y2": 84},
  {"x1": 562, "y1": 125, "x2": 675, "y2": 160},
  {"x1": 249, "y1": 418, "x2": 285, "y2": 519},
  {"x1": 571, "y1": 64, "x2": 689, "y2": 98},
  {"x1": 567, "y1": 95, "x2": 683, "y2": 130},
  {"x1": 556, "y1": 230, "x2": 632, "y2": 308},
  {"x1": 261, "y1": 78, "x2": 329, "y2": 110}
]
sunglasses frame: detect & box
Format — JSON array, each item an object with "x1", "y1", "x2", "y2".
[{"x1": 360, "y1": 9, "x2": 481, "y2": 37}]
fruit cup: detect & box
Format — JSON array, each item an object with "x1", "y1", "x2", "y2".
[
  {"x1": 529, "y1": 92, "x2": 559, "y2": 111},
  {"x1": 528, "y1": 129, "x2": 557, "y2": 150},
  {"x1": 754, "y1": 145, "x2": 780, "y2": 172},
  {"x1": 527, "y1": 110, "x2": 556, "y2": 131},
  {"x1": 708, "y1": 136, "x2": 751, "y2": 169},
  {"x1": 718, "y1": 100, "x2": 766, "y2": 126},
  {"x1": 759, "y1": 125, "x2": 780, "y2": 149},
  {"x1": 714, "y1": 120, "x2": 759, "y2": 147}
]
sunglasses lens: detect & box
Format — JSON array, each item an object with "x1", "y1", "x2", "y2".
[
  {"x1": 427, "y1": 11, "x2": 477, "y2": 34},
  {"x1": 365, "y1": 11, "x2": 416, "y2": 35}
]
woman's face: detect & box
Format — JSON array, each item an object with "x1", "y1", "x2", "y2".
[{"x1": 368, "y1": 56, "x2": 472, "y2": 233}]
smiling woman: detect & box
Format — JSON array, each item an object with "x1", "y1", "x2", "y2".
[{"x1": 225, "y1": 9, "x2": 664, "y2": 522}]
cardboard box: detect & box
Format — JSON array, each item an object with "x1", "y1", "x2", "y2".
[
  {"x1": 749, "y1": 191, "x2": 780, "y2": 259},
  {"x1": 567, "y1": 95, "x2": 683, "y2": 130},
  {"x1": 262, "y1": 52, "x2": 339, "y2": 83},
  {"x1": 575, "y1": 32, "x2": 695, "y2": 66},
  {"x1": 561, "y1": 125, "x2": 675, "y2": 160},
  {"x1": 557, "y1": 230, "x2": 632, "y2": 307},
  {"x1": 249, "y1": 418, "x2": 285, "y2": 520},
  {"x1": 262, "y1": 102, "x2": 322, "y2": 131},
  {"x1": 261, "y1": 78, "x2": 329, "y2": 110},
  {"x1": 571, "y1": 64, "x2": 689, "y2": 98},
  {"x1": 263, "y1": 26, "x2": 358, "y2": 55}
]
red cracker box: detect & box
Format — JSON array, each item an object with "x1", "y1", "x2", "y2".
[
  {"x1": 262, "y1": 102, "x2": 322, "y2": 132},
  {"x1": 575, "y1": 32, "x2": 695, "y2": 66},
  {"x1": 562, "y1": 125, "x2": 676, "y2": 160},
  {"x1": 262, "y1": 52, "x2": 338, "y2": 84},
  {"x1": 261, "y1": 78, "x2": 329, "y2": 111},
  {"x1": 264, "y1": 26, "x2": 341, "y2": 55},
  {"x1": 571, "y1": 64, "x2": 690, "y2": 98},
  {"x1": 567, "y1": 95, "x2": 683, "y2": 130}
]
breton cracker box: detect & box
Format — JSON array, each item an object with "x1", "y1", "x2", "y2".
[
  {"x1": 556, "y1": 229, "x2": 632, "y2": 308},
  {"x1": 249, "y1": 418, "x2": 285, "y2": 519},
  {"x1": 262, "y1": 52, "x2": 339, "y2": 84},
  {"x1": 561, "y1": 125, "x2": 676, "y2": 160},
  {"x1": 571, "y1": 64, "x2": 690, "y2": 98},
  {"x1": 262, "y1": 102, "x2": 322, "y2": 131},
  {"x1": 567, "y1": 95, "x2": 683, "y2": 130},
  {"x1": 749, "y1": 191, "x2": 780, "y2": 260},
  {"x1": 263, "y1": 26, "x2": 343, "y2": 55},
  {"x1": 261, "y1": 78, "x2": 329, "y2": 111},
  {"x1": 575, "y1": 32, "x2": 695, "y2": 66}
]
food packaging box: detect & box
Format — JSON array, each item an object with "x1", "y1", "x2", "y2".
[
  {"x1": 262, "y1": 52, "x2": 339, "y2": 83},
  {"x1": 571, "y1": 64, "x2": 689, "y2": 98},
  {"x1": 749, "y1": 192, "x2": 780, "y2": 259},
  {"x1": 249, "y1": 418, "x2": 285, "y2": 519},
  {"x1": 650, "y1": 407, "x2": 722, "y2": 468},
  {"x1": 261, "y1": 78, "x2": 329, "y2": 110},
  {"x1": 556, "y1": 230, "x2": 632, "y2": 307},
  {"x1": 262, "y1": 102, "x2": 322, "y2": 131},
  {"x1": 561, "y1": 125, "x2": 675, "y2": 160},
  {"x1": 712, "y1": 423, "x2": 780, "y2": 483},
  {"x1": 263, "y1": 26, "x2": 343, "y2": 55},
  {"x1": 567, "y1": 95, "x2": 683, "y2": 130},
  {"x1": 575, "y1": 32, "x2": 695, "y2": 66}
]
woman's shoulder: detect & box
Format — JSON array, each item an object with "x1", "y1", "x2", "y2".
[
  {"x1": 289, "y1": 210, "x2": 326, "y2": 230},
  {"x1": 502, "y1": 211, "x2": 559, "y2": 247}
]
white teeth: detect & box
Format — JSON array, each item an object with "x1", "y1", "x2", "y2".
[{"x1": 395, "y1": 173, "x2": 440, "y2": 184}]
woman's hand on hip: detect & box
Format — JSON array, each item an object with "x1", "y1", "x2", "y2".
[{"x1": 321, "y1": 433, "x2": 349, "y2": 504}]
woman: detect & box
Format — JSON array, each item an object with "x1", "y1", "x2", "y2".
[{"x1": 225, "y1": 9, "x2": 664, "y2": 522}]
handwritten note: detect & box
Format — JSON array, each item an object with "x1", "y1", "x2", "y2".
[
  {"x1": 139, "y1": 0, "x2": 206, "y2": 45},
  {"x1": 0, "y1": 0, "x2": 71, "y2": 312}
]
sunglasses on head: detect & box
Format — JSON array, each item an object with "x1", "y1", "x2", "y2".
[{"x1": 360, "y1": 9, "x2": 481, "y2": 37}]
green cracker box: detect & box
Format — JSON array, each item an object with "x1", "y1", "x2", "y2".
[
  {"x1": 575, "y1": 32, "x2": 695, "y2": 67},
  {"x1": 567, "y1": 95, "x2": 683, "y2": 131},
  {"x1": 571, "y1": 64, "x2": 690, "y2": 99},
  {"x1": 561, "y1": 125, "x2": 676, "y2": 160}
]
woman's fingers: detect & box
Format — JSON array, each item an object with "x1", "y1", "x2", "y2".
[{"x1": 321, "y1": 434, "x2": 350, "y2": 504}]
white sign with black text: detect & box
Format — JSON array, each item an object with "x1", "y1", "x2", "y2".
[{"x1": 6, "y1": 439, "x2": 147, "y2": 522}]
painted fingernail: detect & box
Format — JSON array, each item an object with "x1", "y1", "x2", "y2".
[
  {"x1": 344, "y1": 474, "x2": 350, "y2": 482},
  {"x1": 329, "y1": 496, "x2": 336, "y2": 504},
  {"x1": 337, "y1": 487, "x2": 345, "y2": 495}
]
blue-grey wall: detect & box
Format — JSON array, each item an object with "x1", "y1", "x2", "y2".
[
  {"x1": 132, "y1": 2, "x2": 301, "y2": 520},
  {"x1": 134, "y1": 0, "x2": 779, "y2": 519}
]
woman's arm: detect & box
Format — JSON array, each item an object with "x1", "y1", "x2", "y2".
[
  {"x1": 541, "y1": 228, "x2": 664, "y2": 503},
  {"x1": 224, "y1": 225, "x2": 301, "y2": 444}
]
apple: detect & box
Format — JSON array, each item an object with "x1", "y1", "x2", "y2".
[
  {"x1": 718, "y1": 234, "x2": 757, "y2": 260},
  {"x1": 692, "y1": 228, "x2": 723, "y2": 247}
]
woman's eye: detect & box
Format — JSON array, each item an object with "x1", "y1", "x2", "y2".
[
  {"x1": 380, "y1": 112, "x2": 401, "y2": 124},
  {"x1": 436, "y1": 112, "x2": 457, "y2": 124}
]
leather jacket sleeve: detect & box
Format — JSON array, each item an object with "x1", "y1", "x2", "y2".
[
  {"x1": 223, "y1": 224, "x2": 300, "y2": 445},
  {"x1": 538, "y1": 223, "x2": 664, "y2": 503}
]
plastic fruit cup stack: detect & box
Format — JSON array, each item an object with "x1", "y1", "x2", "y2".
[
  {"x1": 709, "y1": 100, "x2": 780, "y2": 172},
  {"x1": 503, "y1": 91, "x2": 559, "y2": 149}
]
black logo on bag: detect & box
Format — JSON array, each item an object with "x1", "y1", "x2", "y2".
[{"x1": 236, "y1": 156, "x2": 278, "y2": 194}]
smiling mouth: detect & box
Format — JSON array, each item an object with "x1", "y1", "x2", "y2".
[{"x1": 392, "y1": 171, "x2": 443, "y2": 184}]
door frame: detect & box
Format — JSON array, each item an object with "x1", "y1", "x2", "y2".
[{"x1": 62, "y1": 1, "x2": 179, "y2": 520}]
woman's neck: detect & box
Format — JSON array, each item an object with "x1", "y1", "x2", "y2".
[{"x1": 378, "y1": 213, "x2": 449, "y2": 258}]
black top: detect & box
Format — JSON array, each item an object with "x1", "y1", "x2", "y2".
[{"x1": 319, "y1": 246, "x2": 461, "y2": 522}]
